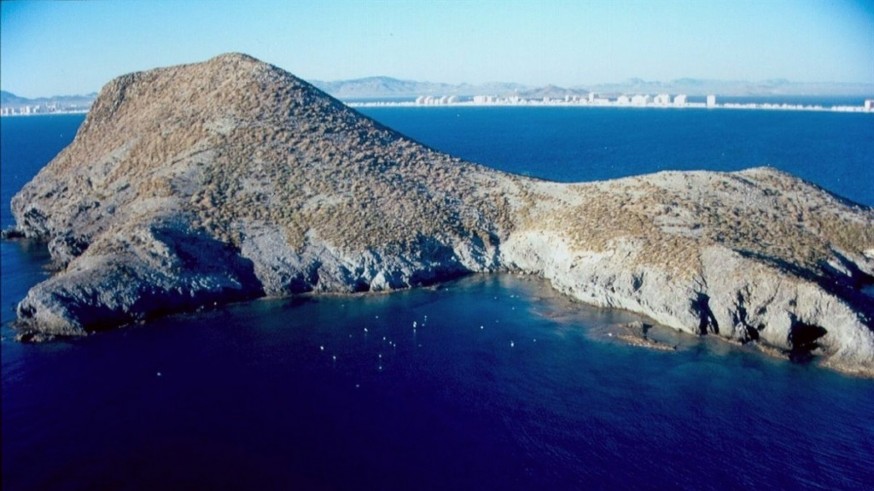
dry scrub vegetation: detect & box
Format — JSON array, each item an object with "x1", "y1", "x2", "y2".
[
  {"x1": 518, "y1": 169, "x2": 873, "y2": 278},
  {"x1": 51, "y1": 53, "x2": 518, "y2": 257},
  {"x1": 16, "y1": 53, "x2": 872, "y2": 287}
]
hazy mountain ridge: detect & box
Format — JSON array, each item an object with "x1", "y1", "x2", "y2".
[
  {"x1": 310, "y1": 76, "x2": 528, "y2": 99},
  {"x1": 0, "y1": 90, "x2": 97, "y2": 109},
  {"x1": 5, "y1": 77, "x2": 870, "y2": 108},
  {"x1": 311, "y1": 77, "x2": 874, "y2": 99},
  {"x1": 583, "y1": 78, "x2": 874, "y2": 97}
]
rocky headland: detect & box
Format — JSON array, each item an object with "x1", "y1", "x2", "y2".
[{"x1": 7, "y1": 54, "x2": 874, "y2": 375}]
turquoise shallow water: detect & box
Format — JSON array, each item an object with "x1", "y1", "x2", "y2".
[{"x1": 2, "y1": 109, "x2": 873, "y2": 490}]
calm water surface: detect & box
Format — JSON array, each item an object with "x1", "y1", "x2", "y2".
[
  {"x1": 359, "y1": 106, "x2": 874, "y2": 206},
  {"x1": 2, "y1": 110, "x2": 873, "y2": 490}
]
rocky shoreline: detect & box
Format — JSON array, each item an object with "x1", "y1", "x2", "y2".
[{"x1": 7, "y1": 54, "x2": 874, "y2": 376}]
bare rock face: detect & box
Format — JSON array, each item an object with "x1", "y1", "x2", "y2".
[
  {"x1": 9, "y1": 54, "x2": 874, "y2": 375},
  {"x1": 500, "y1": 173, "x2": 874, "y2": 375},
  {"x1": 11, "y1": 53, "x2": 512, "y2": 333}
]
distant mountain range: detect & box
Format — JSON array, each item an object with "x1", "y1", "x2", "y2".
[
  {"x1": 1, "y1": 90, "x2": 97, "y2": 110},
  {"x1": 586, "y1": 78, "x2": 874, "y2": 98},
  {"x1": 310, "y1": 76, "x2": 874, "y2": 99},
  {"x1": 3, "y1": 77, "x2": 872, "y2": 111},
  {"x1": 309, "y1": 77, "x2": 528, "y2": 99}
]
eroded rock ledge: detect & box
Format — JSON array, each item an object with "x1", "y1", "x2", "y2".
[{"x1": 9, "y1": 53, "x2": 874, "y2": 375}]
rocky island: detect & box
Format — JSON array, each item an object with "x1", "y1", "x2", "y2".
[{"x1": 7, "y1": 54, "x2": 874, "y2": 375}]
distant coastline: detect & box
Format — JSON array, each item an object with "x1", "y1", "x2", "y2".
[
  {"x1": 0, "y1": 109, "x2": 89, "y2": 118},
  {"x1": 311, "y1": 76, "x2": 874, "y2": 100},
  {"x1": 4, "y1": 78, "x2": 874, "y2": 117},
  {"x1": 349, "y1": 95, "x2": 874, "y2": 113},
  {"x1": 7, "y1": 98, "x2": 869, "y2": 117},
  {"x1": 0, "y1": 90, "x2": 95, "y2": 117}
]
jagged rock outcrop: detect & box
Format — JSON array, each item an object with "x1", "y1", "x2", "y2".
[{"x1": 9, "y1": 54, "x2": 874, "y2": 375}]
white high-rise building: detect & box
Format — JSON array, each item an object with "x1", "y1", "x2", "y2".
[
  {"x1": 706, "y1": 95, "x2": 717, "y2": 107},
  {"x1": 654, "y1": 94, "x2": 671, "y2": 105},
  {"x1": 673, "y1": 94, "x2": 687, "y2": 105}
]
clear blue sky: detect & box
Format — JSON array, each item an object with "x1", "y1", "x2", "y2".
[{"x1": 2, "y1": 0, "x2": 872, "y2": 97}]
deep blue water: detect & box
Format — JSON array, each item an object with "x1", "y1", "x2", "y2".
[
  {"x1": 0, "y1": 114, "x2": 84, "y2": 230},
  {"x1": 359, "y1": 106, "x2": 874, "y2": 206},
  {"x1": 2, "y1": 110, "x2": 874, "y2": 490}
]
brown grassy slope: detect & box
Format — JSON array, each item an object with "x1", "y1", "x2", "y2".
[{"x1": 14, "y1": 53, "x2": 520, "y2": 262}]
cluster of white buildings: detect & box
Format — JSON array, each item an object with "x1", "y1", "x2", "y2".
[
  {"x1": 414, "y1": 95, "x2": 462, "y2": 105},
  {"x1": 349, "y1": 93, "x2": 874, "y2": 113},
  {"x1": 415, "y1": 92, "x2": 717, "y2": 107},
  {"x1": 414, "y1": 92, "x2": 710, "y2": 108},
  {"x1": 1, "y1": 105, "x2": 42, "y2": 116},
  {"x1": 0, "y1": 104, "x2": 89, "y2": 116},
  {"x1": 611, "y1": 93, "x2": 696, "y2": 106},
  {"x1": 409, "y1": 91, "x2": 706, "y2": 108}
]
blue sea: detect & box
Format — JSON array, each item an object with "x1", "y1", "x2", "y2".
[{"x1": 2, "y1": 109, "x2": 873, "y2": 490}]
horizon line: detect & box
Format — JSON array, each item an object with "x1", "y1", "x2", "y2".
[{"x1": 4, "y1": 76, "x2": 874, "y2": 100}]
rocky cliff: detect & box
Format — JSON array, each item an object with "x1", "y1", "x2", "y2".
[{"x1": 9, "y1": 54, "x2": 874, "y2": 375}]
